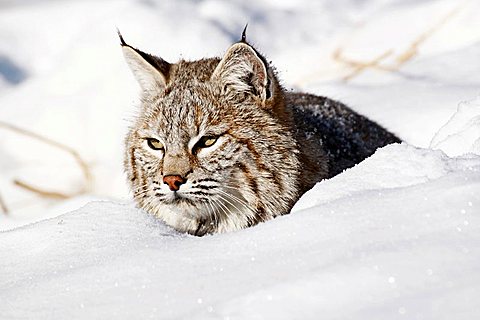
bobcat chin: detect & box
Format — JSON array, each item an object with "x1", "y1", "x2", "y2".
[{"x1": 120, "y1": 29, "x2": 400, "y2": 236}]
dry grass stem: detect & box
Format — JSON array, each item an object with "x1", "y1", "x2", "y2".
[
  {"x1": 0, "y1": 120, "x2": 93, "y2": 201},
  {"x1": 0, "y1": 192, "x2": 8, "y2": 214},
  {"x1": 335, "y1": 49, "x2": 393, "y2": 81},
  {"x1": 332, "y1": 5, "x2": 461, "y2": 82},
  {"x1": 12, "y1": 180, "x2": 70, "y2": 199},
  {"x1": 394, "y1": 6, "x2": 460, "y2": 66}
]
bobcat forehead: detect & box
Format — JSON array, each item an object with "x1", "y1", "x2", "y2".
[
  {"x1": 120, "y1": 29, "x2": 400, "y2": 236},
  {"x1": 169, "y1": 59, "x2": 221, "y2": 84}
]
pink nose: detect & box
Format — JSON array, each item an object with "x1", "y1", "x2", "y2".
[{"x1": 163, "y1": 175, "x2": 186, "y2": 191}]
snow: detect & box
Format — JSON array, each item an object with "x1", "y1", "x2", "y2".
[
  {"x1": 1, "y1": 0, "x2": 480, "y2": 318},
  {"x1": 431, "y1": 96, "x2": 480, "y2": 157},
  {"x1": 292, "y1": 144, "x2": 478, "y2": 212},
  {"x1": 1, "y1": 145, "x2": 479, "y2": 319}
]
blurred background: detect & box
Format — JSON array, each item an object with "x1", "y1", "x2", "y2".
[{"x1": 1, "y1": 0, "x2": 479, "y2": 228}]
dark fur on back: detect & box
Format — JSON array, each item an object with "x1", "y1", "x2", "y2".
[{"x1": 288, "y1": 92, "x2": 401, "y2": 181}]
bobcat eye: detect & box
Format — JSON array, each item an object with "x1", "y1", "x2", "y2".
[
  {"x1": 196, "y1": 136, "x2": 218, "y2": 149},
  {"x1": 146, "y1": 138, "x2": 164, "y2": 150}
]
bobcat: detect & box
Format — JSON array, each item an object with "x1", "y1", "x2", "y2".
[{"x1": 120, "y1": 29, "x2": 400, "y2": 236}]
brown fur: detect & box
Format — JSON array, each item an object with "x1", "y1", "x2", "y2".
[{"x1": 120, "y1": 32, "x2": 399, "y2": 235}]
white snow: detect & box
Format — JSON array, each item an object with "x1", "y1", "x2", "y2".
[
  {"x1": 1, "y1": 145, "x2": 479, "y2": 319},
  {"x1": 430, "y1": 96, "x2": 480, "y2": 157},
  {"x1": 1, "y1": 0, "x2": 480, "y2": 318}
]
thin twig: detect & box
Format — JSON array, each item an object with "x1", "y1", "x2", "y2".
[
  {"x1": 0, "y1": 120, "x2": 92, "y2": 199},
  {"x1": 332, "y1": 48, "x2": 396, "y2": 71},
  {"x1": 331, "y1": 5, "x2": 461, "y2": 82},
  {"x1": 335, "y1": 49, "x2": 393, "y2": 81},
  {"x1": 0, "y1": 191, "x2": 8, "y2": 214},
  {"x1": 13, "y1": 180, "x2": 70, "y2": 200},
  {"x1": 394, "y1": 6, "x2": 461, "y2": 66}
]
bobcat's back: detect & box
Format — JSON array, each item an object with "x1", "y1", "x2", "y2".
[{"x1": 288, "y1": 92, "x2": 401, "y2": 178}]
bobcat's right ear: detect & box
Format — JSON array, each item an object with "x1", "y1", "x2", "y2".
[{"x1": 118, "y1": 31, "x2": 170, "y2": 94}]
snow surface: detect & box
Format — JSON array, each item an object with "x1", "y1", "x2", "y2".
[
  {"x1": 1, "y1": 144, "x2": 479, "y2": 319},
  {"x1": 430, "y1": 96, "x2": 480, "y2": 157},
  {"x1": 1, "y1": 0, "x2": 480, "y2": 318}
]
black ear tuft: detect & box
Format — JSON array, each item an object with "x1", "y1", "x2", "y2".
[
  {"x1": 117, "y1": 28, "x2": 127, "y2": 46},
  {"x1": 117, "y1": 30, "x2": 171, "y2": 78},
  {"x1": 119, "y1": 30, "x2": 171, "y2": 93},
  {"x1": 241, "y1": 24, "x2": 248, "y2": 43}
]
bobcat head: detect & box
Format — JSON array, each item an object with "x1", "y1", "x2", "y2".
[{"x1": 121, "y1": 31, "x2": 302, "y2": 236}]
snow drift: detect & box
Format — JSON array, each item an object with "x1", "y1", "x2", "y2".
[
  {"x1": 1, "y1": 144, "x2": 479, "y2": 319},
  {"x1": 431, "y1": 96, "x2": 480, "y2": 157}
]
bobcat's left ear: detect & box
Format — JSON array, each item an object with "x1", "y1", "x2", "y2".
[
  {"x1": 118, "y1": 30, "x2": 170, "y2": 95},
  {"x1": 211, "y1": 42, "x2": 272, "y2": 102}
]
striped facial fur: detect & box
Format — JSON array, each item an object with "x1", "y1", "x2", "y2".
[{"x1": 121, "y1": 33, "x2": 302, "y2": 236}]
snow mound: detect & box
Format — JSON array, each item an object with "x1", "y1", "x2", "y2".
[
  {"x1": 430, "y1": 96, "x2": 480, "y2": 157},
  {"x1": 293, "y1": 143, "x2": 477, "y2": 212},
  {"x1": 1, "y1": 144, "x2": 479, "y2": 319}
]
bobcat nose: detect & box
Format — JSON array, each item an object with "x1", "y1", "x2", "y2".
[{"x1": 163, "y1": 175, "x2": 186, "y2": 191}]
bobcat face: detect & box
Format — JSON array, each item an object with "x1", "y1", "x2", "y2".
[
  {"x1": 121, "y1": 32, "x2": 301, "y2": 235},
  {"x1": 130, "y1": 84, "x2": 257, "y2": 229}
]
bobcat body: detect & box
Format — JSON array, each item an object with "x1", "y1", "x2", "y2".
[{"x1": 120, "y1": 31, "x2": 400, "y2": 236}]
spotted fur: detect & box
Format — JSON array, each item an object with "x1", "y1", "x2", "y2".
[{"x1": 120, "y1": 31, "x2": 400, "y2": 236}]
